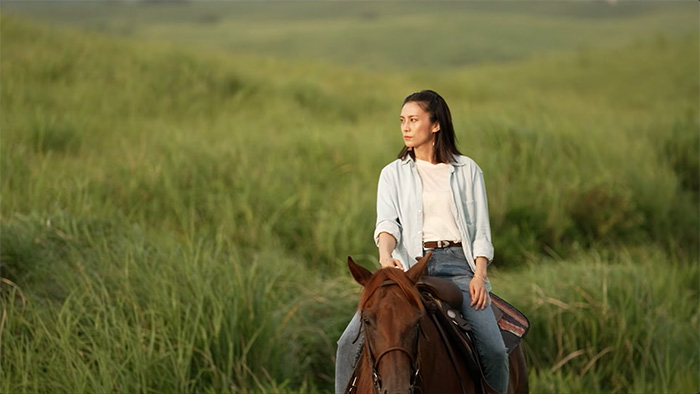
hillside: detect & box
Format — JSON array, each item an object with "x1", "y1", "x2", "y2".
[
  {"x1": 2, "y1": 12, "x2": 697, "y2": 269},
  {"x1": 2, "y1": 1, "x2": 696, "y2": 71},
  {"x1": 1, "y1": 11, "x2": 698, "y2": 394}
]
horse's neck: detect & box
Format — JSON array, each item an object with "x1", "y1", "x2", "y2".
[{"x1": 418, "y1": 314, "x2": 443, "y2": 376}]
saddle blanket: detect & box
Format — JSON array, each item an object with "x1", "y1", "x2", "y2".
[{"x1": 490, "y1": 292, "x2": 530, "y2": 353}]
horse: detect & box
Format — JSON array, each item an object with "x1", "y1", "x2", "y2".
[{"x1": 345, "y1": 252, "x2": 528, "y2": 394}]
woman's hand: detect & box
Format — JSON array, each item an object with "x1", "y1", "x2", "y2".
[
  {"x1": 380, "y1": 257, "x2": 404, "y2": 270},
  {"x1": 469, "y1": 275, "x2": 489, "y2": 310},
  {"x1": 470, "y1": 256, "x2": 489, "y2": 310}
]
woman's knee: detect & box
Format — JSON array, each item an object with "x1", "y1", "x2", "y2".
[
  {"x1": 484, "y1": 339, "x2": 508, "y2": 365},
  {"x1": 337, "y1": 313, "x2": 362, "y2": 347},
  {"x1": 337, "y1": 328, "x2": 357, "y2": 348},
  {"x1": 476, "y1": 329, "x2": 507, "y2": 360}
]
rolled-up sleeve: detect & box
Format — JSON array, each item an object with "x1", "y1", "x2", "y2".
[
  {"x1": 471, "y1": 166, "x2": 494, "y2": 263},
  {"x1": 374, "y1": 168, "x2": 402, "y2": 246}
]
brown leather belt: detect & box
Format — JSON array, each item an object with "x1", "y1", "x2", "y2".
[{"x1": 423, "y1": 240, "x2": 462, "y2": 249}]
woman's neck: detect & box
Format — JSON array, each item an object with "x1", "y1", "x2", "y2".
[{"x1": 413, "y1": 145, "x2": 435, "y2": 164}]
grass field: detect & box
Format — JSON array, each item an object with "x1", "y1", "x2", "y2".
[
  {"x1": 2, "y1": 1, "x2": 696, "y2": 72},
  {"x1": 1, "y1": 2, "x2": 698, "y2": 393}
]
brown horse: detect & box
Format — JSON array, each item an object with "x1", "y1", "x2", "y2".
[{"x1": 346, "y1": 252, "x2": 528, "y2": 394}]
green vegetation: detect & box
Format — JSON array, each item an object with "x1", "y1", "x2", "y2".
[
  {"x1": 2, "y1": 1, "x2": 696, "y2": 72},
  {"x1": 1, "y1": 3, "x2": 698, "y2": 393}
]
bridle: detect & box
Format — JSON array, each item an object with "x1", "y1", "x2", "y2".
[
  {"x1": 360, "y1": 280, "x2": 424, "y2": 394},
  {"x1": 364, "y1": 329, "x2": 422, "y2": 394}
]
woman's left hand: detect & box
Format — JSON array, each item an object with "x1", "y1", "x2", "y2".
[{"x1": 469, "y1": 276, "x2": 489, "y2": 310}]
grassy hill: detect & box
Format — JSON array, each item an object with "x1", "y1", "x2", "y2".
[
  {"x1": 1, "y1": 7, "x2": 698, "y2": 394},
  {"x1": 2, "y1": 0, "x2": 696, "y2": 71}
]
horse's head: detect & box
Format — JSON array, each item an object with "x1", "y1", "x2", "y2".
[{"x1": 347, "y1": 253, "x2": 432, "y2": 394}]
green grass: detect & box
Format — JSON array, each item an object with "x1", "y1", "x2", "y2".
[
  {"x1": 1, "y1": 6, "x2": 698, "y2": 394},
  {"x1": 492, "y1": 248, "x2": 699, "y2": 394},
  {"x1": 1, "y1": 214, "x2": 323, "y2": 393}
]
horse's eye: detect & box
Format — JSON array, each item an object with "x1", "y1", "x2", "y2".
[{"x1": 362, "y1": 316, "x2": 372, "y2": 327}]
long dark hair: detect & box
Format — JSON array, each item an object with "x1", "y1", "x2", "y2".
[{"x1": 398, "y1": 90, "x2": 462, "y2": 164}]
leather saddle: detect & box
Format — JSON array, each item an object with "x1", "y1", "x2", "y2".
[{"x1": 416, "y1": 276, "x2": 529, "y2": 355}]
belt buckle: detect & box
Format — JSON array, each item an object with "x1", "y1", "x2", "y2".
[{"x1": 438, "y1": 240, "x2": 446, "y2": 248}]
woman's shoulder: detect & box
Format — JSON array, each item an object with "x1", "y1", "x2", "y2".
[
  {"x1": 378, "y1": 158, "x2": 411, "y2": 181},
  {"x1": 380, "y1": 158, "x2": 408, "y2": 172},
  {"x1": 452, "y1": 155, "x2": 484, "y2": 175},
  {"x1": 453, "y1": 154, "x2": 479, "y2": 167}
]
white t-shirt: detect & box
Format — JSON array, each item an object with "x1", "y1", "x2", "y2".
[{"x1": 415, "y1": 159, "x2": 462, "y2": 243}]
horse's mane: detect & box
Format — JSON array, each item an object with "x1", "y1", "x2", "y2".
[{"x1": 358, "y1": 268, "x2": 426, "y2": 314}]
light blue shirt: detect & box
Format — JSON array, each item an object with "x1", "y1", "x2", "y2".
[{"x1": 373, "y1": 154, "x2": 495, "y2": 286}]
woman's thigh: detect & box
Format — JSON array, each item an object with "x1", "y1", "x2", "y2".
[
  {"x1": 426, "y1": 247, "x2": 502, "y2": 343},
  {"x1": 426, "y1": 246, "x2": 474, "y2": 295}
]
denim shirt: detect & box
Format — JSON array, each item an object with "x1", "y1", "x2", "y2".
[{"x1": 373, "y1": 154, "x2": 495, "y2": 284}]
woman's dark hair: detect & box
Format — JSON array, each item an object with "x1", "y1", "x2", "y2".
[{"x1": 398, "y1": 90, "x2": 462, "y2": 164}]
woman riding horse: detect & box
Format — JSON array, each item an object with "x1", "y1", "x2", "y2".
[{"x1": 337, "y1": 90, "x2": 509, "y2": 393}]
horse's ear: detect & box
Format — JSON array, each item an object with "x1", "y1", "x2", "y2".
[
  {"x1": 348, "y1": 256, "x2": 373, "y2": 287},
  {"x1": 406, "y1": 251, "x2": 432, "y2": 283}
]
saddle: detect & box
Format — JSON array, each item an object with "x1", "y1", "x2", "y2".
[
  {"x1": 417, "y1": 276, "x2": 530, "y2": 354},
  {"x1": 417, "y1": 276, "x2": 530, "y2": 394}
]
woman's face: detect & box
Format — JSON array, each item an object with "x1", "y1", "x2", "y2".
[{"x1": 400, "y1": 101, "x2": 440, "y2": 152}]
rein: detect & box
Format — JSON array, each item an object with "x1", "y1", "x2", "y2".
[{"x1": 367, "y1": 344, "x2": 421, "y2": 394}]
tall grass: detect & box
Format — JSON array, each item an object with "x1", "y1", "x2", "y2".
[
  {"x1": 492, "y1": 248, "x2": 699, "y2": 393},
  {"x1": 1, "y1": 10, "x2": 698, "y2": 394},
  {"x1": 1, "y1": 212, "x2": 330, "y2": 393}
]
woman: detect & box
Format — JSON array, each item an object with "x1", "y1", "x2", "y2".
[{"x1": 335, "y1": 90, "x2": 509, "y2": 394}]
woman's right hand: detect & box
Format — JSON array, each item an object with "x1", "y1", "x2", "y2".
[{"x1": 379, "y1": 256, "x2": 404, "y2": 270}]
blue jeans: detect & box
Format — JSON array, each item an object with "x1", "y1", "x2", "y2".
[
  {"x1": 335, "y1": 311, "x2": 362, "y2": 394},
  {"x1": 335, "y1": 246, "x2": 509, "y2": 394}
]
